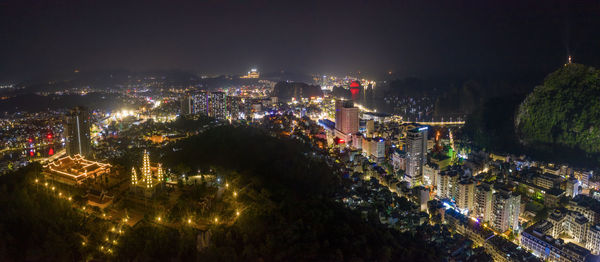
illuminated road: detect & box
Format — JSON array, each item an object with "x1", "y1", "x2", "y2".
[{"x1": 414, "y1": 121, "x2": 465, "y2": 126}]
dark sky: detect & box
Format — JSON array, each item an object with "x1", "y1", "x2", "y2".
[{"x1": 1, "y1": 0, "x2": 599, "y2": 80}]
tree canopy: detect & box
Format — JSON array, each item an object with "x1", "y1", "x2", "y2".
[{"x1": 516, "y1": 64, "x2": 600, "y2": 161}]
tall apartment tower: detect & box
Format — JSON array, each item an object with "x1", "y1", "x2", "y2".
[
  {"x1": 227, "y1": 96, "x2": 242, "y2": 120},
  {"x1": 334, "y1": 99, "x2": 358, "y2": 134},
  {"x1": 64, "y1": 106, "x2": 92, "y2": 157},
  {"x1": 180, "y1": 95, "x2": 193, "y2": 115},
  {"x1": 475, "y1": 183, "x2": 493, "y2": 222},
  {"x1": 491, "y1": 189, "x2": 521, "y2": 232},
  {"x1": 191, "y1": 91, "x2": 228, "y2": 120},
  {"x1": 405, "y1": 126, "x2": 428, "y2": 187},
  {"x1": 193, "y1": 91, "x2": 209, "y2": 115},
  {"x1": 457, "y1": 179, "x2": 476, "y2": 214},
  {"x1": 210, "y1": 92, "x2": 227, "y2": 120}
]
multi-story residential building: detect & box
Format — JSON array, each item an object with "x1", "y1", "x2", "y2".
[
  {"x1": 180, "y1": 95, "x2": 193, "y2": 115},
  {"x1": 533, "y1": 172, "x2": 561, "y2": 190},
  {"x1": 436, "y1": 168, "x2": 461, "y2": 201},
  {"x1": 475, "y1": 183, "x2": 493, "y2": 222},
  {"x1": 586, "y1": 224, "x2": 600, "y2": 255},
  {"x1": 423, "y1": 163, "x2": 439, "y2": 187},
  {"x1": 491, "y1": 188, "x2": 521, "y2": 232},
  {"x1": 457, "y1": 179, "x2": 475, "y2": 214},
  {"x1": 521, "y1": 221, "x2": 592, "y2": 262}
]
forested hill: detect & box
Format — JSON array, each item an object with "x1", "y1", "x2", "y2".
[
  {"x1": 463, "y1": 64, "x2": 600, "y2": 167},
  {"x1": 515, "y1": 64, "x2": 600, "y2": 159},
  {"x1": 162, "y1": 126, "x2": 442, "y2": 261}
]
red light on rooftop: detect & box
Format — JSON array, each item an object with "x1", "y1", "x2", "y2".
[{"x1": 47, "y1": 133, "x2": 53, "y2": 140}]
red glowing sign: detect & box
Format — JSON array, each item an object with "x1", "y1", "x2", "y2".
[
  {"x1": 29, "y1": 150, "x2": 34, "y2": 157},
  {"x1": 47, "y1": 133, "x2": 53, "y2": 139},
  {"x1": 28, "y1": 138, "x2": 33, "y2": 143},
  {"x1": 48, "y1": 148, "x2": 54, "y2": 156},
  {"x1": 349, "y1": 81, "x2": 360, "y2": 88},
  {"x1": 350, "y1": 88, "x2": 360, "y2": 96}
]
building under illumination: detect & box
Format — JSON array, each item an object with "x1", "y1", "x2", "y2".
[
  {"x1": 240, "y1": 68, "x2": 260, "y2": 79},
  {"x1": 334, "y1": 99, "x2": 359, "y2": 143},
  {"x1": 43, "y1": 154, "x2": 112, "y2": 186},
  {"x1": 64, "y1": 106, "x2": 92, "y2": 157},
  {"x1": 180, "y1": 95, "x2": 193, "y2": 115},
  {"x1": 192, "y1": 91, "x2": 228, "y2": 120},
  {"x1": 405, "y1": 126, "x2": 428, "y2": 187},
  {"x1": 131, "y1": 150, "x2": 164, "y2": 196}
]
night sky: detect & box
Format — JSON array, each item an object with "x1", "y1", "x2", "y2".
[{"x1": 1, "y1": 0, "x2": 599, "y2": 80}]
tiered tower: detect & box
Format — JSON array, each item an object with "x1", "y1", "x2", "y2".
[
  {"x1": 157, "y1": 164, "x2": 164, "y2": 183},
  {"x1": 142, "y1": 150, "x2": 152, "y2": 188},
  {"x1": 131, "y1": 167, "x2": 138, "y2": 186}
]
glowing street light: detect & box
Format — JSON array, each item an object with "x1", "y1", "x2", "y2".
[
  {"x1": 233, "y1": 191, "x2": 237, "y2": 198},
  {"x1": 236, "y1": 210, "x2": 240, "y2": 216},
  {"x1": 187, "y1": 219, "x2": 192, "y2": 224},
  {"x1": 214, "y1": 217, "x2": 218, "y2": 223},
  {"x1": 157, "y1": 216, "x2": 161, "y2": 222}
]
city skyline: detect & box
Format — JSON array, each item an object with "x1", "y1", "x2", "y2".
[{"x1": 3, "y1": 1, "x2": 600, "y2": 261}]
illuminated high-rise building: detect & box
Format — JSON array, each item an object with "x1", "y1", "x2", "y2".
[
  {"x1": 405, "y1": 126, "x2": 428, "y2": 187},
  {"x1": 491, "y1": 188, "x2": 521, "y2": 232},
  {"x1": 227, "y1": 96, "x2": 242, "y2": 120},
  {"x1": 475, "y1": 183, "x2": 493, "y2": 222},
  {"x1": 180, "y1": 95, "x2": 193, "y2": 115},
  {"x1": 64, "y1": 106, "x2": 92, "y2": 157},
  {"x1": 193, "y1": 91, "x2": 209, "y2": 115},
  {"x1": 210, "y1": 92, "x2": 227, "y2": 120},
  {"x1": 192, "y1": 91, "x2": 227, "y2": 120},
  {"x1": 457, "y1": 179, "x2": 475, "y2": 214},
  {"x1": 334, "y1": 99, "x2": 358, "y2": 134}
]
